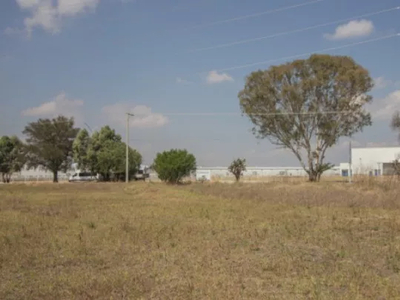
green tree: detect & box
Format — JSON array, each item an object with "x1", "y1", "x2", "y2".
[
  {"x1": 23, "y1": 116, "x2": 79, "y2": 183},
  {"x1": 0, "y1": 136, "x2": 25, "y2": 183},
  {"x1": 97, "y1": 140, "x2": 142, "y2": 181},
  {"x1": 153, "y1": 149, "x2": 196, "y2": 184},
  {"x1": 72, "y1": 129, "x2": 91, "y2": 172},
  {"x1": 73, "y1": 126, "x2": 142, "y2": 181},
  {"x1": 87, "y1": 126, "x2": 120, "y2": 181},
  {"x1": 391, "y1": 111, "x2": 400, "y2": 140},
  {"x1": 228, "y1": 158, "x2": 247, "y2": 182},
  {"x1": 239, "y1": 54, "x2": 373, "y2": 182}
]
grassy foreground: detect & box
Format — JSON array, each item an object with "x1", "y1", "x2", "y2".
[{"x1": 1, "y1": 182, "x2": 400, "y2": 299}]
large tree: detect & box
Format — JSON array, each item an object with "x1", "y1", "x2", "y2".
[
  {"x1": 0, "y1": 136, "x2": 25, "y2": 183},
  {"x1": 239, "y1": 54, "x2": 373, "y2": 181},
  {"x1": 72, "y1": 126, "x2": 142, "y2": 181},
  {"x1": 23, "y1": 116, "x2": 79, "y2": 183}
]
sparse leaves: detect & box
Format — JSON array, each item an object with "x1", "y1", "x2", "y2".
[
  {"x1": 239, "y1": 54, "x2": 373, "y2": 181},
  {"x1": 228, "y1": 158, "x2": 247, "y2": 182},
  {"x1": 392, "y1": 159, "x2": 400, "y2": 178}
]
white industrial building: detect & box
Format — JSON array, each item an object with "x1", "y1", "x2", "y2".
[
  {"x1": 9, "y1": 147, "x2": 400, "y2": 182},
  {"x1": 196, "y1": 166, "x2": 341, "y2": 181},
  {"x1": 197, "y1": 146, "x2": 400, "y2": 180},
  {"x1": 340, "y1": 146, "x2": 400, "y2": 177}
]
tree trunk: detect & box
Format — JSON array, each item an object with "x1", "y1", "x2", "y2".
[
  {"x1": 53, "y1": 170, "x2": 58, "y2": 183},
  {"x1": 1, "y1": 173, "x2": 5, "y2": 183},
  {"x1": 104, "y1": 173, "x2": 110, "y2": 182},
  {"x1": 308, "y1": 172, "x2": 317, "y2": 182},
  {"x1": 316, "y1": 172, "x2": 322, "y2": 182},
  {"x1": 307, "y1": 160, "x2": 317, "y2": 182},
  {"x1": 235, "y1": 174, "x2": 240, "y2": 182}
]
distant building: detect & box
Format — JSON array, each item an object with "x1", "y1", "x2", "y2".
[
  {"x1": 196, "y1": 166, "x2": 341, "y2": 181},
  {"x1": 344, "y1": 146, "x2": 400, "y2": 176}
]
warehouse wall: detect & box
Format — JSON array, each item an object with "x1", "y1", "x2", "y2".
[
  {"x1": 351, "y1": 147, "x2": 400, "y2": 176},
  {"x1": 196, "y1": 166, "x2": 340, "y2": 180}
]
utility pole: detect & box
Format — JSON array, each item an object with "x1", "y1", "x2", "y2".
[
  {"x1": 126, "y1": 113, "x2": 134, "y2": 183},
  {"x1": 349, "y1": 141, "x2": 352, "y2": 184}
]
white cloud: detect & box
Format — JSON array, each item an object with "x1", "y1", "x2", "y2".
[
  {"x1": 14, "y1": 0, "x2": 99, "y2": 35},
  {"x1": 58, "y1": 0, "x2": 98, "y2": 16},
  {"x1": 21, "y1": 92, "x2": 84, "y2": 120},
  {"x1": 206, "y1": 70, "x2": 234, "y2": 84},
  {"x1": 102, "y1": 103, "x2": 169, "y2": 129},
  {"x1": 324, "y1": 19, "x2": 374, "y2": 40},
  {"x1": 374, "y1": 77, "x2": 393, "y2": 90},
  {"x1": 373, "y1": 90, "x2": 400, "y2": 120}
]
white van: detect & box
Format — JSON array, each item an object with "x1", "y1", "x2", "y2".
[
  {"x1": 68, "y1": 172, "x2": 98, "y2": 182},
  {"x1": 134, "y1": 165, "x2": 150, "y2": 181}
]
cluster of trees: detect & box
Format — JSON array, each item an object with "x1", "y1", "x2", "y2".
[
  {"x1": 0, "y1": 116, "x2": 142, "y2": 183},
  {"x1": 4, "y1": 54, "x2": 400, "y2": 183},
  {"x1": 1, "y1": 114, "x2": 198, "y2": 184},
  {"x1": 73, "y1": 126, "x2": 142, "y2": 182}
]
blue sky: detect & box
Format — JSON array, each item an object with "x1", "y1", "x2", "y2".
[{"x1": 1, "y1": 0, "x2": 400, "y2": 166}]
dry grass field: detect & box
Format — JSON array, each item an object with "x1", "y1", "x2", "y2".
[{"x1": 1, "y1": 180, "x2": 400, "y2": 299}]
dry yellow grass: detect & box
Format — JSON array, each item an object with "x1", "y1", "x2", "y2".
[{"x1": 1, "y1": 181, "x2": 400, "y2": 299}]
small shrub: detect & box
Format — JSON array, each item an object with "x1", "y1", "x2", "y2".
[
  {"x1": 153, "y1": 149, "x2": 196, "y2": 184},
  {"x1": 228, "y1": 158, "x2": 246, "y2": 182}
]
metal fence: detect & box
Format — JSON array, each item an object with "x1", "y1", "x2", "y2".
[{"x1": 10, "y1": 175, "x2": 70, "y2": 182}]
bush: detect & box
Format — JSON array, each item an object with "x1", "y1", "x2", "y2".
[
  {"x1": 228, "y1": 158, "x2": 246, "y2": 182},
  {"x1": 153, "y1": 149, "x2": 196, "y2": 184}
]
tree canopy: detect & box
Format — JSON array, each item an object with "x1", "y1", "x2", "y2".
[
  {"x1": 153, "y1": 149, "x2": 196, "y2": 184},
  {"x1": 72, "y1": 128, "x2": 91, "y2": 172},
  {"x1": 0, "y1": 136, "x2": 25, "y2": 183},
  {"x1": 72, "y1": 126, "x2": 142, "y2": 181},
  {"x1": 228, "y1": 158, "x2": 246, "y2": 182},
  {"x1": 391, "y1": 111, "x2": 400, "y2": 140},
  {"x1": 239, "y1": 54, "x2": 373, "y2": 181},
  {"x1": 23, "y1": 116, "x2": 79, "y2": 183}
]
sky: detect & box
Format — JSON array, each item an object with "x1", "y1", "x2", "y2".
[{"x1": 1, "y1": 0, "x2": 400, "y2": 167}]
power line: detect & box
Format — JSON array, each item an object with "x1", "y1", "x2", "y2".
[
  {"x1": 183, "y1": 0, "x2": 323, "y2": 31},
  {"x1": 191, "y1": 6, "x2": 400, "y2": 52},
  {"x1": 16, "y1": 1, "x2": 99, "y2": 9},
  {"x1": 132, "y1": 111, "x2": 354, "y2": 116},
  {"x1": 130, "y1": 138, "x2": 227, "y2": 142},
  {"x1": 204, "y1": 33, "x2": 400, "y2": 73}
]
